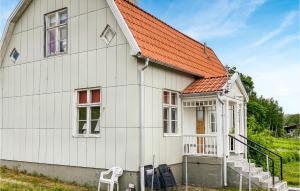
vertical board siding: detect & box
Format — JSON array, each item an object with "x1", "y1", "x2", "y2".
[
  {"x1": 0, "y1": 0, "x2": 140, "y2": 172},
  {"x1": 142, "y1": 63, "x2": 194, "y2": 166},
  {"x1": 0, "y1": 0, "x2": 198, "y2": 172}
]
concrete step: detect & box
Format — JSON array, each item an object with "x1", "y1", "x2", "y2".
[
  {"x1": 269, "y1": 181, "x2": 288, "y2": 191},
  {"x1": 227, "y1": 158, "x2": 288, "y2": 191},
  {"x1": 260, "y1": 176, "x2": 280, "y2": 187},
  {"x1": 252, "y1": 171, "x2": 270, "y2": 181}
]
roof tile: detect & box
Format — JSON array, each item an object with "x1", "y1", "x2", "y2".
[
  {"x1": 182, "y1": 76, "x2": 228, "y2": 94},
  {"x1": 115, "y1": 0, "x2": 227, "y2": 78}
]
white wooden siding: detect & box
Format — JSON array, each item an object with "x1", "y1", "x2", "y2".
[
  {"x1": 142, "y1": 63, "x2": 195, "y2": 166},
  {"x1": 0, "y1": 0, "x2": 140, "y2": 172}
]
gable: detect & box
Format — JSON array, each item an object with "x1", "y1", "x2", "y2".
[
  {"x1": 224, "y1": 73, "x2": 249, "y2": 102},
  {"x1": 0, "y1": 0, "x2": 133, "y2": 67}
]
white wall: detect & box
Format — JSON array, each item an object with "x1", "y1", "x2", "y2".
[
  {"x1": 0, "y1": 0, "x2": 140, "y2": 171},
  {"x1": 142, "y1": 63, "x2": 195, "y2": 166}
]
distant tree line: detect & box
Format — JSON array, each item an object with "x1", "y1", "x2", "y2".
[{"x1": 228, "y1": 67, "x2": 285, "y2": 137}]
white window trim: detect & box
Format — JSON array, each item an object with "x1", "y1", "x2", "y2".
[
  {"x1": 73, "y1": 87, "x2": 102, "y2": 138},
  {"x1": 207, "y1": 110, "x2": 217, "y2": 134},
  {"x1": 45, "y1": 8, "x2": 68, "y2": 57},
  {"x1": 163, "y1": 90, "x2": 181, "y2": 136}
]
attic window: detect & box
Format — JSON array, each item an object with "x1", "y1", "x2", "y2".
[
  {"x1": 10, "y1": 48, "x2": 19, "y2": 62},
  {"x1": 100, "y1": 25, "x2": 116, "y2": 45}
]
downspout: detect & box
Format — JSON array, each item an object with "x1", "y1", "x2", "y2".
[
  {"x1": 217, "y1": 94, "x2": 227, "y2": 187},
  {"x1": 139, "y1": 57, "x2": 149, "y2": 191}
]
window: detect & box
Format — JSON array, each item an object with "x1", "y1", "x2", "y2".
[
  {"x1": 163, "y1": 90, "x2": 178, "y2": 134},
  {"x1": 10, "y1": 48, "x2": 19, "y2": 62},
  {"x1": 45, "y1": 8, "x2": 68, "y2": 56},
  {"x1": 209, "y1": 111, "x2": 217, "y2": 133},
  {"x1": 76, "y1": 88, "x2": 101, "y2": 136},
  {"x1": 100, "y1": 25, "x2": 116, "y2": 45}
]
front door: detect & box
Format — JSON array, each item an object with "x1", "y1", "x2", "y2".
[{"x1": 196, "y1": 107, "x2": 205, "y2": 153}]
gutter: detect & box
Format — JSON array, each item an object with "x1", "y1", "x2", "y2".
[
  {"x1": 217, "y1": 94, "x2": 227, "y2": 187},
  {"x1": 139, "y1": 57, "x2": 149, "y2": 191}
]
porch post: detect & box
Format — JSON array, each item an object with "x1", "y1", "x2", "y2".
[
  {"x1": 244, "y1": 101, "x2": 248, "y2": 159},
  {"x1": 224, "y1": 99, "x2": 229, "y2": 156},
  {"x1": 216, "y1": 99, "x2": 223, "y2": 157},
  {"x1": 234, "y1": 102, "x2": 239, "y2": 154}
]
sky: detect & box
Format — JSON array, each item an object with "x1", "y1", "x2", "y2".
[{"x1": 0, "y1": 0, "x2": 299, "y2": 114}]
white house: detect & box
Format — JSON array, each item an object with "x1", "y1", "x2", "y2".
[{"x1": 1, "y1": 0, "x2": 287, "y2": 190}]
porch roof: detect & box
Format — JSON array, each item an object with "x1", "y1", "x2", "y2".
[{"x1": 182, "y1": 75, "x2": 228, "y2": 95}]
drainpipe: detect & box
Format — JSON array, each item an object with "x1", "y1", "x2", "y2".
[
  {"x1": 139, "y1": 57, "x2": 149, "y2": 191},
  {"x1": 217, "y1": 94, "x2": 227, "y2": 187}
]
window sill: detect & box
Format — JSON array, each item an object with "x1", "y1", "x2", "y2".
[
  {"x1": 45, "y1": 51, "x2": 67, "y2": 58},
  {"x1": 72, "y1": 134, "x2": 101, "y2": 138},
  {"x1": 163, "y1": 133, "x2": 182, "y2": 137}
]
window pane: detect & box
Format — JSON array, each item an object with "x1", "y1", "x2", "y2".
[
  {"x1": 59, "y1": 27, "x2": 67, "y2": 52},
  {"x1": 171, "y1": 93, "x2": 177, "y2": 105},
  {"x1": 78, "y1": 121, "x2": 87, "y2": 134},
  {"x1": 163, "y1": 91, "x2": 169, "y2": 104},
  {"x1": 78, "y1": 107, "x2": 87, "y2": 120},
  {"x1": 91, "y1": 120, "x2": 100, "y2": 134},
  {"x1": 171, "y1": 121, "x2": 177, "y2": 133},
  {"x1": 163, "y1": 121, "x2": 168, "y2": 133},
  {"x1": 48, "y1": 14, "x2": 56, "y2": 27},
  {"x1": 171, "y1": 108, "x2": 177, "y2": 120},
  {"x1": 211, "y1": 113, "x2": 216, "y2": 122},
  {"x1": 91, "y1": 107, "x2": 100, "y2": 120},
  {"x1": 211, "y1": 123, "x2": 216, "y2": 133},
  {"x1": 59, "y1": 10, "x2": 67, "y2": 24},
  {"x1": 78, "y1": 91, "x2": 87, "y2": 104},
  {"x1": 48, "y1": 29, "x2": 56, "y2": 55},
  {"x1": 91, "y1": 89, "x2": 101, "y2": 103},
  {"x1": 163, "y1": 108, "x2": 169, "y2": 120}
]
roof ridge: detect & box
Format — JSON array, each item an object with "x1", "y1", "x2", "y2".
[
  {"x1": 202, "y1": 75, "x2": 228, "y2": 80},
  {"x1": 118, "y1": 0, "x2": 214, "y2": 51}
]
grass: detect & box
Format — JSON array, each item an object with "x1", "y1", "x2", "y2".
[
  {"x1": 0, "y1": 166, "x2": 95, "y2": 191},
  {"x1": 0, "y1": 165, "x2": 255, "y2": 191},
  {"x1": 249, "y1": 133, "x2": 300, "y2": 187}
]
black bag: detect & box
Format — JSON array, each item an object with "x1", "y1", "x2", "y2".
[
  {"x1": 144, "y1": 165, "x2": 161, "y2": 190},
  {"x1": 158, "y1": 164, "x2": 177, "y2": 189}
]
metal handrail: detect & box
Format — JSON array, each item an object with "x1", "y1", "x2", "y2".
[
  {"x1": 239, "y1": 134, "x2": 283, "y2": 180},
  {"x1": 228, "y1": 135, "x2": 275, "y2": 187}
]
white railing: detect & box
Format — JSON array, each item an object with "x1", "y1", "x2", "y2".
[{"x1": 183, "y1": 134, "x2": 217, "y2": 156}]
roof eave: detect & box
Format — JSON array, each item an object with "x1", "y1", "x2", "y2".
[
  {"x1": 0, "y1": 0, "x2": 32, "y2": 66},
  {"x1": 138, "y1": 54, "x2": 203, "y2": 78},
  {"x1": 106, "y1": 0, "x2": 141, "y2": 55},
  {"x1": 181, "y1": 91, "x2": 221, "y2": 97}
]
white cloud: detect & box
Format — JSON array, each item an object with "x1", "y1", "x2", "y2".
[
  {"x1": 273, "y1": 34, "x2": 300, "y2": 49},
  {"x1": 251, "y1": 11, "x2": 298, "y2": 47},
  {"x1": 180, "y1": 0, "x2": 266, "y2": 40}
]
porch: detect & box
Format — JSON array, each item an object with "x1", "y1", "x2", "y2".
[{"x1": 181, "y1": 96, "x2": 247, "y2": 158}]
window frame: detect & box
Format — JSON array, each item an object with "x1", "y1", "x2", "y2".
[
  {"x1": 162, "y1": 90, "x2": 180, "y2": 136},
  {"x1": 44, "y1": 8, "x2": 68, "y2": 57},
  {"x1": 10, "y1": 48, "x2": 19, "y2": 63},
  {"x1": 73, "y1": 87, "x2": 102, "y2": 138},
  {"x1": 208, "y1": 110, "x2": 217, "y2": 134}
]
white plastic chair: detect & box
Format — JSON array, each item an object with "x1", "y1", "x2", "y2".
[{"x1": 98, "y1": 166, "x2": 123, "y2": 191}]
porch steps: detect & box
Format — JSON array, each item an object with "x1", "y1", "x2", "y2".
[{"x1": 227, "y1": 157, "x2": 288, "y2": 191}]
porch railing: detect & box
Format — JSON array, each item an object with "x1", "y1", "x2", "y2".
[{"x1": 183, "y1": 134, "x2": 217, "y2": 156}]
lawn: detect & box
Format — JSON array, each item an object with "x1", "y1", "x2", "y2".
[{"x1": 0, "y1": 166, "x2": 95, "y2": 191}]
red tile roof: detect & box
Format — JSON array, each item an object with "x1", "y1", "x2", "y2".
[
  {"x1": 182, "y1": 76, "x2": 228, "y2": 94},
  {"x1": 115, "y1": 0, "x2": 227, "y2": 78}
]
